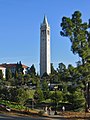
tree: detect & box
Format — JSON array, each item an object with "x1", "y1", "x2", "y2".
[
  {"x1": 57, "y1": 63, "x2": 69, "y2": 82},
  {"x1": 62, "y1": 82, "x2": 68, "y2": 102},
  {"x1": 68, "y1": 64, "x2": 74, "y2": 76},
  {"x1": 14, "y1": 70, "x2": 18, "y2": 79},
  {"x1": 60, "y1": 11, "x2": 90, "y2": 64},
  {"x1": 30, "y1": 64, "x2": 36, "y2": 76},
  {"x1": 51, "y1": 63, "x2": 57, "y2": 74},
  {"x1": 9, "y1": 88, "x2": 17, "y2": 102},
  {"x1": 42, "y1": 79, "x2": 50, "y2": 99},
  {"x1": 18, "y1": 73, "x2": 24, "y2": 85},
  {"x1": 16, "y1": 88, "x2": 29, "y2": 104},
  {"x1": 34, "y1": 81, "x2": 44, "y2": 103},
  {"x1": 68, "y1": 88, "x2": 85, "y2": 110},
  {"x1": 41, "y1": 72, "x2": 49, "y2": 78},
  {"x1": 0, "y1": 87, "x2": 10, "y2": 100},
  {"x1": 16, "y1": 61, "x2": 23, "y2": 74},
  {"x1": 0, "y1": 70, "x2": 3, "y2": 79},
  {"x1": 23, "y1": 74, "x2": 30, "y2": 85},
  {"x1": 6, "y1": 68, "x2": 12, "y2": 80},
  {"x1": 57, "y1": 63, "x2": 66, "y2": 73},
  {"x1": 51, "y1": 91, "x2": 63, "y2": 105},
  {"x1": 34, "y1": 88, "x2": 44, "y2": 103},
  {"x1": 60, "y1": 11, "x2": 90, "y2": 111}
]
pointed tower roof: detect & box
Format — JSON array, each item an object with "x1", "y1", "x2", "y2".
[{"x1": 43, "y1": 15, "x2": 48, "y2": 25}]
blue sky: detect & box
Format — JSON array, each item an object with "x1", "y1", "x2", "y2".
[{"x1": 0, "y1": 0, "x2": 90, "y2": 73}]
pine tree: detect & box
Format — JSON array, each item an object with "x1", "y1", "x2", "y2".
[{"x1": 0, "y1": 70, "x2": 3, "y2": 79}]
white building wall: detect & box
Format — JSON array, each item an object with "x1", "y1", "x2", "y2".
[
  {"x1": 23, "y1": 68, "x2": 27, "y2": 74},
  {"x1": 0, "y1": 67, "x2": 6, "y2": 78}
]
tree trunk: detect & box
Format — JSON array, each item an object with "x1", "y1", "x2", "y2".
[{"x1": 87, "y1": 82, "x2": 90, "y2": 109}]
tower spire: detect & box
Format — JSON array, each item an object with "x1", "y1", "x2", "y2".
[{"x1": 43, "y1": 15, "x2": 48, "y2": 24}]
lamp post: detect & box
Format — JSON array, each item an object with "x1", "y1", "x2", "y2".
[{"x1": 54, "y1": 86, "x2": 58, "y2": 115}]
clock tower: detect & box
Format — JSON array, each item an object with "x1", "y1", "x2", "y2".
[{"x1": 40, "y1": 16, "x2": 51, "y2": 77}]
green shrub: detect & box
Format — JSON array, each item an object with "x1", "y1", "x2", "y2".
[{"x1": 38, "y1": 110, "x2": 44, "y2": 116}]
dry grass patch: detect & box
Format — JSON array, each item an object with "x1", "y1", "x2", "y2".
[{"x1": 59, "y1": 111, "x2": 90, "y2": 119}]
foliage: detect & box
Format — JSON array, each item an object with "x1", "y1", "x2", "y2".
[
  {"x1": 17, "y1": 73, "x2": 24, "y2": 85},
  {"x1": 51, "y1": 63, "x2": 57, "y2": 74},
  {"x1": 51, "y1": 90, "x2": 63, "y2": 103},
  {"x1": 68, "y1": 88, "x2": 85, "y2": 110},
  {"x1": 0, "y1": 70, "x2": 3, "y2": 79},
  {"x1": 42, "y1": 79, "x2": 50, "y2": 99},
  {"x1": 14, "y1": 70, "x2": 18, "y2": 79},
  {"x1": 34, "y1": 82, "x2": 44, "y2": 103},
  {"x1": 41, "y1": 72, "x2": 49, "y2": 79},
  {"x1": 0, "y1": 15, "x2": 89, "y2": 110},
  {"x1": 60, "y1": 11, "x2": 90, "y2": 63},
  {"x1": 0, "y1": 99, "x2": 27, "y2": 110},
  {"x1": 28, "y1": 64, "x2": 36, "y2": 76},
  {"x1": 60, "y1": 10, "x2": 90, "y2": 110},
  {"x1": 16, "y1": 61, "x2": 24, "y2": 74},
  {"x1": 6, "y1": 68, "x2": 12, "y2": 80},
  {"x1": 57, "y1": 63, "x2": 66, "y2": 73}
]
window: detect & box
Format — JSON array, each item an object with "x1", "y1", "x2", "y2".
[
  {"x1": 41, "y1": 30, "x2": 46, "y2": 35},
  {"x1": 48, "y1": 30, "x2": 49, "y2": 35}
]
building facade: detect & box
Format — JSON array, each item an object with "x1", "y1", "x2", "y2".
[
  {"x1": 0, "y1": 66, "x2": 6, "y2": 78},
  {"x1": 0, "y1": 63, "x2": 28, "y2": 77},
  {"x1": 40, "y1": 16, "x2": 51, "y2": 77}
]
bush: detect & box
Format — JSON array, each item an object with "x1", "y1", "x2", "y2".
[{"x1": 38, "y1": 110, "x2": 45, "y2": 116}]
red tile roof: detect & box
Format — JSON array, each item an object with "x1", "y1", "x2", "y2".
[
  {"x1": 0, "y1": 65, "x2": 6, "y2": 68},
  {"x1": 0, "y1": 63, "x2": 28, "y2": 69},
  {"x1": 22, "y1": 65, "x2": 28, "y2": 69}
]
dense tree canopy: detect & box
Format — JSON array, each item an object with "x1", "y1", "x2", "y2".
[
  {"x1": 0, "y1": 12, "x2": 90, "y2": 111},
  {"x1": 60, "y1": 10, "x2": 90, "y2": 111},
  {"x1": 29, "y1": 64, "x2": 36, "y2": 76},
  {"x1": 0, "y1": 70, "x2": 3, "y2": 79},
  {"x1": 60, "y1": 11, "x2": 90, "y2": 64},
  {"x1": 6, "y1": 68, "x2": 12, "y2": 80}
]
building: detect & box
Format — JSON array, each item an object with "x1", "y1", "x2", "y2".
[
  {"x1": 40, "y1": 16, "x2": 51, "y2": 77},
  {"x1": 0, "y1": 66, "x2": 6, "y2": 78},
  {"x1": 0, "y1": 63, "x2": 28, "y2": 76}
]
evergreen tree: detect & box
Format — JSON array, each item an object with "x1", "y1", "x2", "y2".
[
  {"x1": 41, "y1": 72, "x2": 49, "y2": 79},
  {"x1": 51, "y1": 63, "x2": 56, "y2": 74},
  {"x1": 15, "y1": 70, "x2": 18, "y2": 79},
  {"x1": 34, "y1": 80, "x2": 44, "y2": 103},
  {"x1": 42, "y1": 79, "x2": 50, "y2": 99},
  {"x1": 57, "y1": 63, "x2": 66, "y2": 73},
  {"x1": 6, "y1": 68, "x2": 12, "y2": 80},
  {"x1": 16, "y1": 88, "x2": 29, "y2": 104},
  {"x1": 28, "y1": 64, "x2": 36, "y2": 77},
  {"x1": 68, "y1": 88, "x2": 85, "y2": 110},
  {"x1": 51, "y1": 90, "x2": 63, "y2": 105},
  {"x1": 16, "y1": 61, "x2": 23, "y2": 74},
  {"x1": 0, "y1": 70, "x2": 3, "y2": 79},
  {"x1": 30, "y1": 64, "x2": 36, "y2": 75},
  {"x1": 60, "y1": 11, "x2": 90, "y2": 111},
  {"x1": 60, "y1": 11, "x2": 89, "y2": 64}
]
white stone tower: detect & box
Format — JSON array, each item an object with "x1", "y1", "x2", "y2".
[{"x1": 40, "y1": 16, "x2": 51, "y2": 77}]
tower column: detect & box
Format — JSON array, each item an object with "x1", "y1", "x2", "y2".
[{"x1": 40, "y1": 16, "x2": 51, "y2": 77}]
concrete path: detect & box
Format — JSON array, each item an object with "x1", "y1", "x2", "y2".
[
  {"x1": 0, "y1": 113, "x2": 67, "y2": 120},
  {"x1": 47, "y1": 110, "x2": 66, "y2": 120}
]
